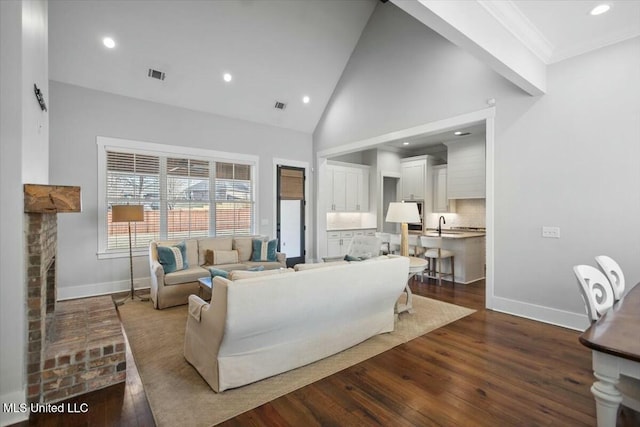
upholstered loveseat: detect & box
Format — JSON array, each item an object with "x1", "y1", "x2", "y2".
[
  {"x1": 149, "y1": 236, "x2": 285, "y2": 309},
  {"x1": 184, "y1": 255, "x2": 409, "y2": 392}
]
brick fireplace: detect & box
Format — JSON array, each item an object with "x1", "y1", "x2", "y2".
[{"x1": 24, "y1": 185, "x2": 126, "y2": 404}]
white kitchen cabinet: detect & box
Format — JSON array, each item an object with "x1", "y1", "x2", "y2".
[
  {"x1": 432, "y1": 165, "x2": 455, "y2": 213},
  {"x1": 444, "y1": 138, "x2": 485, "y2": 199},
  {"x1": 400, "y1": 158, "x2": 426, "y2": 201},
  {"x1": 356, "y1": 170, "x2": 369, "y2": 212},
  {"x1": 328, "y1": 167, "x2": 347, "y2": 211},
  {"x1": 326, "y1": 231, "x2": 346, "y2": 258},
  {"x1": 354, "y1": 229, "x2": 376, "y2": 237},
  {"x1": 327, "y1": 163, "x2": 369, "y2": 212},
  {"x1": 325, "y1": 229, "x2": 376, "y2": 258}
]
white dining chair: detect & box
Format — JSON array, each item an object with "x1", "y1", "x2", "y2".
[
  {"x1": 573, "y1": 265, "x2": 615, "y2": 323},
  {"x1": 420, "y1": 236, "x2": 454, "y2": 286},
  {"x1": 573, "y1": 264, "x2": 640, "y2": 415},
  {"x1": 595, "y1": 255, "x2": 625, "y2": 301}
]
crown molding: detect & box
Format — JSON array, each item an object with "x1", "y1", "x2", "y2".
[
  {"x1": 549, "y1": 28, "x2": 640, "y2": 64},
  {"x1": 478, "y1": 0, "x2": 554, "y2": 64}
]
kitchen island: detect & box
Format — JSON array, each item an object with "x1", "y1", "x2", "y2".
[{"x1": 407, "y1": 229, "x2": 486, "y2": 284}]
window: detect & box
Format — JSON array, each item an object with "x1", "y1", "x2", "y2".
[
  {"x1": 166, "y1": 158, "x2": 210, "y2": 241},
  {"x1": 214, "y1": 163, "x2": 253, "y2": 236},
  {"x1": 98, "y1": 137, "x2": 257, "y2": 255},
  {"x1": 106, "y1": 152, "x2": 160, "y2": 250}
]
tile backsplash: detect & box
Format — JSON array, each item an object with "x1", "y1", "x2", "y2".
[
  {"x1": 327, "y1": 199, "x2": 485, "y2": 231},
  {"x1": 426, "y1": 198, "x2": 486, "y2": 229},
  {"x1": 327, "y1": 212, "x2": 377, "y2": 230}
]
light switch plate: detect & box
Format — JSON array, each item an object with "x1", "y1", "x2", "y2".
[{"x1": 542, "y1": 226, "x2": 560, "y2": 238}]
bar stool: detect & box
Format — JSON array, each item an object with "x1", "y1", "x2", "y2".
[
  {"x1": 419, "y1": 236, "x2": 454, "y2": 286},
  {"x1": 375, "y1": 232, "x2": 391, "y2": 255}
]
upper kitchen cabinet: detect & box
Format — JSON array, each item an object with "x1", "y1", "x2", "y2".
[
  {"x1": 400, "y1": 156, "x2": 428, "y2": 201},
  {"x1": 432, "y1": 165, "x2": 456, "y2": 213},
  {"x1": 327, "y1": 162, "x2": 369, "y2": 212},
  {"x1": 445, "y1": 138, "x2": 485, "y2": 199}
]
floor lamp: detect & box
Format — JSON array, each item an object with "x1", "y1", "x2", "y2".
[
  {"x1": 385, "y1": 202, "x2": 420, "y2": 257},
  {"x1": 112, "y1": 204, "x2": 148, "y2": 305}
]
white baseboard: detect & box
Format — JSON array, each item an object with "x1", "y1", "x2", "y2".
[
  {"x1": 491, "y1": 296, "x2": 589, "y2": 331},
  {"x1": 0, "y1": 388, "x2": 28, "y2": 427},
  {"x1": 57, "y1": 277, "x2": 151, "y2": 301}
]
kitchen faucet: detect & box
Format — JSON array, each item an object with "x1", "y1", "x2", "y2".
[{"x1": 438, "y1": 215, "x2": 446, "y2": 236}]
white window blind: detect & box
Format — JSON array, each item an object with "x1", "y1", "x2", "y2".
[
  {"x1": 106, "y1": 151, "x2": 161, "y2": 249},
  {"x1": 167, "y1": 157, "x2": 210, "y2": 240},
  {"x1": 214, "y1": 162, "x2": 254, "y2": 236},
  {"x1": 104, "y1": 148, "x2": 255, "y2": 251}
]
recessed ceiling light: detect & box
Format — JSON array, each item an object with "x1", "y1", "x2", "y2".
[
  {"x1": 590, "y1": 4, "x2": 610, "y2": 15},
  {"x1": 302, "y1": 96, "x2": 310, "y2": 104},
  {"x1": 402, "y1": 142, "x2": 410, "y2": 146},
  {"x1": 223, "y1": 73, "x2": 232, "y2": 82},
  {"x1": 454, "y1": 131, "x2": 463, "y2": 135},
  {"x1": 102, "y1": 37, "x2": 116, "y2": 49}
]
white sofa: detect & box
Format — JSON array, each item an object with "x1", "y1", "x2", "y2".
[{"x1": 184, "y1": 255, "x2": 409, "y2": 392}]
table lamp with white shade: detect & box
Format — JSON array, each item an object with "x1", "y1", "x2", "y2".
[
  {"x1": 385, "y1": 202, "x2": 420, "y2": 257},
  {"x1": 111, "y1": 204, "x2": 147, "y2": 304}
]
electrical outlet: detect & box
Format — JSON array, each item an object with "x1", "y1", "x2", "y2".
[{"x1": 542, "y1": 226, "x2": 560, "y2": 238}]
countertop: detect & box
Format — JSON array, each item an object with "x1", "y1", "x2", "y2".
[
  {"x1": 326, "y1": 227, "x2": 376, "y2": 231},
  {"x1": 411, "y1": 229, "x2": 486, "y2": 239}
]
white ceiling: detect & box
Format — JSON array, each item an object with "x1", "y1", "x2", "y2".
[
  {"x1": 48, "y1": 0, "x2": 377, "y2": 134},
  {"x1": 506, "y1": 0, "x2": 640, "y2": 63},
  {"x1": 48, "y1": 0, "x2": 640, "y2": 135}
]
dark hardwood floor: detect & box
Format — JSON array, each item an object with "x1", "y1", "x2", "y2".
[{"x1": 15, "y1": 278, "x2": 639, "y2": 426}]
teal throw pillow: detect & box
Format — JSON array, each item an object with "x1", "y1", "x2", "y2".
[
  {"x1": 251, "y1": 239, "x2": 278, "y2": 262},
  {"x1": 344, "y1": 254, "x2": 363, "y2": 262},
  {"x1": 157, "y1": 241, "x2": 188, "y2": 273},
  {"x1": 208, "y1": 267, "x2": 229, "y2": 279}
]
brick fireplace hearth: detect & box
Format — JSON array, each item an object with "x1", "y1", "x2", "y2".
[{"x1": 25, "y1": 185, "x2": 126, "y2": 404}]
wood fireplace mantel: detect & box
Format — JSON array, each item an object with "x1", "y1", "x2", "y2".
[{"x1": 24, "y1": 184, "x2": 82, "y2": 213}]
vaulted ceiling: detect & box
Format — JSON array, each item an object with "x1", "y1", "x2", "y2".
[{"x1": 48, "y1": 0, "x2": 640, "y2": 134}]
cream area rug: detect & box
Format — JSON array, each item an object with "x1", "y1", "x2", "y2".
[{"x1": 119, "y1": 295, "x2": 474, "y2": 426}]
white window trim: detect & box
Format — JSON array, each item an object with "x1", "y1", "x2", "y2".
[{"x1": 96, "y1": 136, "x2": 259, "y2": 259}]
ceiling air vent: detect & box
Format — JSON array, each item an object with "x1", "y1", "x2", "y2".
[
  {"x1": 148, "y1": 68, "x2": 166, "y2": 81},
  {"x1": 274, "y1": 101, "x2": 287, "y2": 110}
]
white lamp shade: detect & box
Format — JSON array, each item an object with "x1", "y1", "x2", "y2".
[
  {"x1": 385, "y1": 202, "x2": 420, "y2": 223},
  {"x1": 111, "y1": 204, "x2": 144, "y2": 222}
]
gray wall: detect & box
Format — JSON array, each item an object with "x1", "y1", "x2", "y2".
[
  {"x1": 49, "y1": 81, "x2": 313, "y2": 299},
  {"x1": 314, "y1": 3, "x2": 640, "y2": 328},
  {"x1": 1, "y1": 0, "x2": 49, "y2": 423},
  {"x1": 313, "y1": 3, "x2": 523, "y2": 152},
  {"x1": 494, "y1": 37, "x2": 640, "y2": 317}
]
